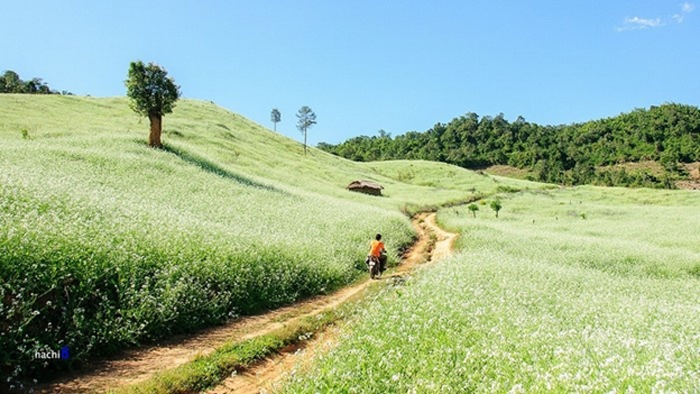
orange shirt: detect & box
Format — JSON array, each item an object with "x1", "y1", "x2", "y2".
[{"x1": 369, "y1": 240, "x2": 385, "y2": 257}]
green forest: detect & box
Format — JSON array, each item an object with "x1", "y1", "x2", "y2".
[
  {"x1": 0, "y1": 70, "x2": 70, "y2": 95},
  {"x1": 319, "y1": 103, "x2": 700, "y2": 188}
]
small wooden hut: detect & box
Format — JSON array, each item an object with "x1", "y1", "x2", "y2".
[{"x1": 347, "y1": 180, "x2": 384, "y2": 196}]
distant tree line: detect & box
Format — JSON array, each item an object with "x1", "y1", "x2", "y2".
[
  {"x1": 318, "y1": 103, "x2": 700, "y2": 188},
  {"x1": 0, "y1": 70, "x2": 72, "y2": 95}
]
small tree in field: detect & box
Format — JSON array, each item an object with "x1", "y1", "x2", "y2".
[
  {"x1": 296, "y1": 105, "x2": 316, "y2": 155},
  {"x1": 468, "y1": 203, "x2": 479, "y2": 218},
  {"x1": 271, "y1": 108, "x2": 281, "y2": 131},
  {"x1": 490, "y1": 199, "x2": 502, "y2": 218},
  {"x1": 125, "y1": 61, "x2": 181, "y2": 148}
]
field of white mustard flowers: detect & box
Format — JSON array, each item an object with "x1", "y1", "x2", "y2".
[{"x1": 283, "y1": 186, "x2": 700, "y2": 393}]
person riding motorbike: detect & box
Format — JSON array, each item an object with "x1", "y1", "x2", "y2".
[{"x1": 367, "y1": 233, "x2": 387, "y2": 274}]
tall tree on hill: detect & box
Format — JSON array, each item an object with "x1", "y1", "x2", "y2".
[
  {"x1": 296, "y1": 105, "x2": 317, "y2": 155},
  {"x1": 125, "y1": 61, "x2": 181, "y2": 148},
  {"x1": 271, "y1": 108, "x2": 281, "y2": 131}
]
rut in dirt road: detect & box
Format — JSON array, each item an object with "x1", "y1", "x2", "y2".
[
  {"x1": 207, "y1": 213, "x2": 458, "y2": 394},
  {"x1": 36, "y1": 213, "x2": 455, "y2": 394}
]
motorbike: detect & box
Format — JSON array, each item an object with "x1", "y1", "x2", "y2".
[{"x1": 366, "y1": 251, "x2": 387, "y2": 279}]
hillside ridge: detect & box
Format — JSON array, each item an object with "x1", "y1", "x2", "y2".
[{"x1": 320, "y1": 103, "x2": 700, "y2": 189}]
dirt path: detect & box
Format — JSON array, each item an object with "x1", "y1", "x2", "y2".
[
  {"x1": 37, "y1": 213, "x2": 456, "y2": 393},
  {"x1": 206, "y1": 213, "x2": 458, "y2": 394}
]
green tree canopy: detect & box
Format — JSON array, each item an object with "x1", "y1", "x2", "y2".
[
  {"x1": 490, "y1": 200, "x2": 502, "y2": 218},
  {"x1": 125, "y1": 61, "x2": 181, "y2": 148},
  {"x1": 318, "y1": 103, "x2": 700, "y2": 189},
  {"x1": 468, "y1": 203, "x2": 479, "y2": 218},
  {"x1": 0, "y1": 70, "x2": 65, "y2": 94}
]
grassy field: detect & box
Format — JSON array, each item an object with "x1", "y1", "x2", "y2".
[
  {"x1": 0, "y1": 94, "x2": 534, "y2": 385},
  {"x1": 282, "y1": 186, "x2": 700, "y2": 392},
  {"x1": 362, "y1": 160, "x2": 541, "y2": 212}
]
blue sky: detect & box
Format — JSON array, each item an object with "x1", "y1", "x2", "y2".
[{"x1": 2, "y1": 1, "x2": 698, "y2": 145}]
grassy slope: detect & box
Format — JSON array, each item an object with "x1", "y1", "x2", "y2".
[
  {"x1": 0, "y1": 94, "x2": 538, "y2": 218},
  {"x1": 361, "y1": 160, "x2": 541, "y2": 210},
  {"x1": 486, "y1": 162, "x2": 700, "y2": 190},
  {"x1": 0, "y1": 94, "x2": 534, "y2": 384},
  {"x1": 283, "y1": 186, "x2": 700, "y2": 393},
  {"x1": 484, "y1": 164, "x2": 534, "y2": 180}
]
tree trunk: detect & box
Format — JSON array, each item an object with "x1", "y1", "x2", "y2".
[
  {"x1": 148, "y1": 112, "x2": 162, "y2": 148},
  {"x1": 303, "y1": 128, "x2": 307, "y2": 155}
]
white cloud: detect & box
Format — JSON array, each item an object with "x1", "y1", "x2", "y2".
[
  {"x1": 617, "y1": 3, "x2": 694, "y2": 31},
  {"x1": 615, "y1": 17, "x2": 663, "y2": 31},
  {"x1": 673, "y1": 2, "x2": 695, "y2": 23}
]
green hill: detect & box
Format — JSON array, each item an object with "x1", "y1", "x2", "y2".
[
  {"x1": 320, "y1": 103, "x2": 700, "y2": 188},
  {"x1": 0, "y1": 94, "x2": 538, "y2": 383}
]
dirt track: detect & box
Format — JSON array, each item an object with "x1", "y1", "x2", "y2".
[
  {"x1": 37, "y1": 213, "x2": 457, "y2": 393},
  {"x1": 206, "y1": 213, "x2": 458, "y2": 394}
]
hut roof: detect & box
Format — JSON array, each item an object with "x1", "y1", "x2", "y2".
[{"x1": 347, "y1": 180, "x2": 384, "y2": 190}]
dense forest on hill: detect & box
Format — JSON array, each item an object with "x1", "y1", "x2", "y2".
[
  {"x1": 319, "y1": 103, "x2": 700, "y2": 188},
  {"x1": 0, "y1": 70, "x2": 70, "y2": 95}
]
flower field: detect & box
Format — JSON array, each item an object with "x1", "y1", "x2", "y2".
[
  {"x1": 282, "y1": 186, "x2": 700, "y2": 392},
  {"x1": 0, "y1": 94, "x2": 545, "y2": 386},
  {"x1": 0, "y1": 96, "x2": 415, "y2": 383}
]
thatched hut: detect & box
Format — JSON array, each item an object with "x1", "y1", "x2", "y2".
[{"x1": 347, "y1": 180, "x2": 384, "y2": 196}]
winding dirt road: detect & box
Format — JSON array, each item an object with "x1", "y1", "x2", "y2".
[
  {"x1": 206, "y1": 213, "x2": 458, "y2": 394},
  {"x1": 38, "y1": 213, "x2": 457, "y2": 393}
]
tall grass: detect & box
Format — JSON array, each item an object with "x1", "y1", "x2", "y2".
[
  {"x1": 0, "y1": 96, "x2": 415, "y2": 385},
  {"x1": 282, "y1": 186, "x2": 700, "y2": 392},
  {"x1": 0, "y1": 95, "x2": 535, "y2": 387}
]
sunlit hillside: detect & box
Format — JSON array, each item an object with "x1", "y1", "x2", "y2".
[
  {"x1": 0, "y1": 94, "x2": 538, "y2": 382},
  {"x1": 284, "y1": 186, "x2": 700, "y2": 393}
]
